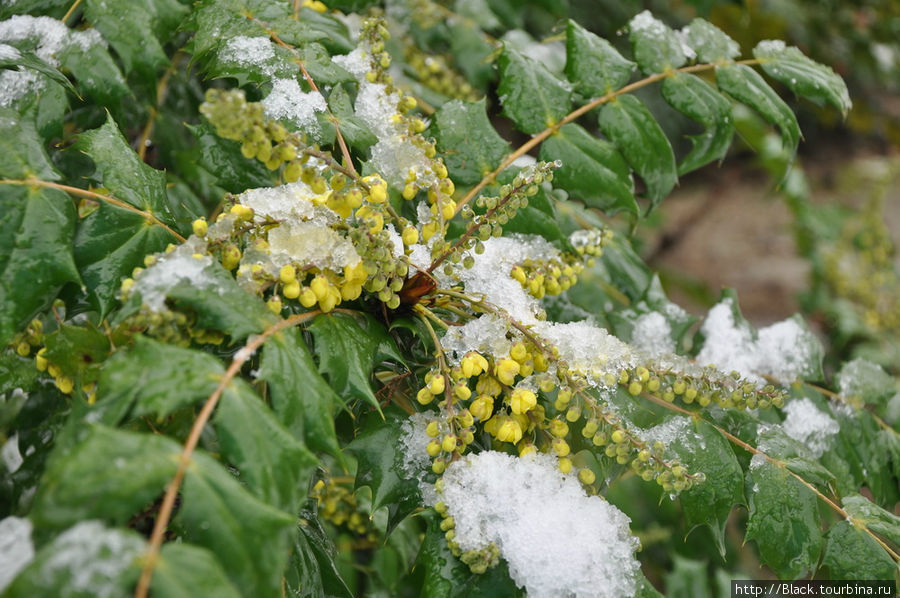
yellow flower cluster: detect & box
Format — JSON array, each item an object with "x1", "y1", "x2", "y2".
[{"x1": 312, "y1": 478, "x2": 378, "y2": 541}]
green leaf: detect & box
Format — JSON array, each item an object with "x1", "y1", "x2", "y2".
[
  {"x1": 84, "y1": 0, "x2": 187, "y2": 77},
  {"x1": 564, "y1": 19, "x2": 634, "y2": 97},
  {"x1": 258, "y1": 328, "x2": 343, "y2": 457},
  {"x1": 836, "y1": 358, "x2": 895, "y2": 406},
  {"x1": 501, "y1": 182, "x2": 568, "y2": 246},
  {"x1": 29, "y1": 424, "x2": 179, "y2": 531},
  {"x1": 497, "y1": 46, "x2": 571, "y2": 135},
  {"x1": 215, "y1": 380, "x2": 317, "y2": 512},
  {"x1": 841, "y1": 494, "x2": 900, "y2": 547},
  {"x1": 187, "y1": 122, "x2": 275, "y2": 193},
  {"x1": 628, "y1": 10, "x2": 687, "y2": 74},
  {"x1": 308, "y1": 312, "x2": 397, "y2": 411},
  {"x1": 682, "y1": 18, "x2": 740, "y2": 64},
  {"x1": 745, "y1": 460, "x2": 822, "y2": 578},
  {"x1": 598, "y1": 235, "x2": 653, "y2": 301},
  {"x1": 716, "y1": 64, "x2": 801, "y2": 156},
  {"x1": 345, "y1": 411, "x2": 421, "y2": 532},
  {"x1": 177, "y1": 449, "x2": 297, "y2": 597},
  {"x1": 661, "y1": 73, "x2": 734, "y2": 175},
  {"x1": 286, "y1": 502, "x2": 354, "y2": 598},
  {"x1": 429, "y1": 98, "x2": 510, "y2": 186},
  {"x1": 668, "y1": 419, "x2": 744, "y2": 557},
  {"x1": 4, "y1": 521, "x2": 144, "y2": 598},
  {"x1": 540, "y1": 123, "x2": 637, "y2": 216},
  {"x1": 821, "y1": 521, "x2": 897, "y2": 580},
  {"x1": 753, "y1": 41, "x2": 851, "y2": 116},
  {"x1": 57, "y1": 39, "x2": 130, "y2": 108},
  {"x1": 597, "y1": 95, "x2": 677, "y2": 210},
  {"x1": 0, "y1": 49, "x2": 77, "y2": 97},
  {"x1": 74, "y1": 114, "x2": 179, "y2": 316},
  {"x1": 663, "y1": 555, "x2": 711, "y2": 598},
  {"x1": 94, "y1": 336, "x2": 223, "y2": 424},
  {"x1": 154, "y1": 543, "x2": 243, "y2": 598},
  {"x1": 41, "y1": 322, "x2": 110, "y2": 381},
  {"x1": 327, "y1": 84, "x2": 376, "y2": 152}
]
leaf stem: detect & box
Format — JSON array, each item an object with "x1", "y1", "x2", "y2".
[
  {"x1": 134, "y1": 310, "x2": 322, "y2": 598},
  {"x1": 62, "y1": 0, "x2": 83, "y2": 23},
  {"x1": 0, "y1": 178, "x2": 185, "y2": 242},
  {"x1": 136, "y1": 56, "x2": 181, "y2": 162},
  {"x1": 453, "y1": 58, "x2": 764, "y2": 217}
]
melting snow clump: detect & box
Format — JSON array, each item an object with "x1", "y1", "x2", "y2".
[
  {"x1": 134, "y1": 240, "x2": 217, "y2": 312},
  {"x1": 534, "y1": 320, "x2": 637, "y2": 385},
  {"x1": 442, "y1": 313, "x2": 512, "y2": 361},
  {"x1": 38, "y1": 521, "x2": 144, "y2": 598},
  {"x1": 262, "y1": 78, "x2": 326, "y2": 137},
  {"x1": 781, "y1": 398, "x2": 839, "y2": 457},
  {"x1": 631, "y1": 312, "x2": 675, "y2": 357},
  {"x1": 696, "y1": 299, "x2": 819, "y2": 384},
  {"x1": 399, "y1": 412, "x2": 432, "y2": 481},
  {"x1": 439, "y1": 451, "x2": 640, "y2": 598},
  {"x1": 0, "y1": 516, "x2": 34, "y2": 591},
  {"x1": 219, "y1": 36, "x2": 276, "y2": 75}
]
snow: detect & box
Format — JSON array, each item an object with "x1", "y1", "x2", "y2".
[
  {"x1": 457, "y1": 235, "x2": 559, "y2": 325},
  {"x1": 236, "y1": 182, "x2": 337, "y2": 224},
  {"x1": 39, "y1": 521, "x2": 144, "y2": 598},
  {"x1": 133, "y1": 240, "x2": 218, "y2": 312},
  {"x1": 267, "y1": 220, "x2": 361, "y2": 271},
  {"x1": 262, "y1": 78, "x2": 326, "y2": 137},
  {"x1": 219, "y1": 35, "x2": 276, "y2": 75},
  {"x1": 1, "y1": 432, "x2": 22, "y2": 473},
  {"x1": 696, "y1": 299, "x2": 819, "y2": 385},
  {"x1": 837, "y1": 358, "x2": 893, "y2": 402},
  {"x1": 442, "y1": 313, "x2": 513, "y2": 361},
  {"x1": 398, "y1": 412, "x2": 433, "y2": 480},
  {"x1": 781, "y1": 398, "x2": 839, "y2": 457},
  {"x1": 332, "y1": 47, "x2": 368, "y2": 78},
  {"x1": 438, "y1": 451, "x2": 640, "y2": 598},
  {"x1": 629, "y1": 11, "x2": 667, "y2": 37},
  {"x1": 642, "y1": 416, "x2": 699, "y2": 449},
  {"x1": 631, "y1": 312, "x2": 675, "y2": 357},
  {"x1": 0, "y1": 15, "x2": 104, "y2": 106},
  {"x1": 755, "y1": 40, "x2": 787, "y2": 54},
  {"x1": 0, "y1": 516, "x2": 34, "y2": 591},
  {"x1": 683, "y1": 19, "x2": 740, "y2": 63},
  {"x1": 534, "y1": 320, "x2": 637, "y2": 385}
]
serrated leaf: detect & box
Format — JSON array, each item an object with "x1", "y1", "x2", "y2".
[
  {"x1": 215, "y1": 380, "x2": 317, "y2": 512},
  {"x1": 628, "y1": 10, "x2": 687, "y2": 74},
  {"x1": 598, "y1": 95, "x2": 677, "y2": 210},
  {"x1": 497, "y1": 46, "x2": 571, "y2": 135},
  {"x1": 286, "y1": 502, "x2": 354, "y2": 598},
  {"x1": 296, "y1": 42, "x2": 353, "y2": 87},
  {"x1": 345, "y1": 411, "x2": 421, "y2": 532},
  {"x1": 3, "y1": 521, "x2": 144, "y2": 598},
  {"x1": 564, "y1": 19, "x2": 634, "y2": 97},
  {"x1": 94, "y1": 336, "x2": 223, "y2": 424},
  {"x1": 73, "y1": 114, "x2": 180, "y2": 316},
  {"x1": 84, "y1": 0, "x2": 187, "y2": 77},
  {"x1": 308, "y1": 313, "x2": 398, "y2": 411},
  {"x1": 821, "y1": 521, "x2": 897, "y2": 580},
  {"x1": 429, "y1": 98, "x2": 509, "y2": 186},
  {"x1": 41, "y1": 322, "x2": 110, "y2": 381},
  {"x1": 836, "y1": 358, "x2": 895, "y2": 406},
  {"x1": 540, "y1": 123, "x2": 637, "y2": 216},
  {"x1": 682, "y1": 19, "x2": 740, "y2": 64},
  {"x1": 754, "y1": 40, "x2": 851, "y2": 116},
  {"x1": 745, "y1": 460, "x2": 822, "y2": 579},
  {"x1": 668, "y1": 419, "x2": 744, "y2": 557},
  {"x1": 0, "y1": 49, "x2": 77, "y2": 97},
  {"x1": 661, "y1": 73, "x2": 734, "y2": 175},
  {"x1": 327, "y1": 84, "x2": 376, "y2": 152},
  {"x1": 842, "y1": 494, "x2": 900, "y2": 547},
  {"x1": 0, "y1": 111, "x2": 80, "y2": 345},
  {"x1": 716, "y1": 63, "x2": 801, "y2": 156},
  {"x1": 154, "y1": 544, "x2": 243, "y2": 598},
  {"x1": 258, "y1": 328, "x2": 343, "y2": 457},
  {"x1": 177, "y1": 449, "x2": 297, "y2": 597},
  {"x1": 188, "y1": 123, "x2": 275, "y2": 193}
]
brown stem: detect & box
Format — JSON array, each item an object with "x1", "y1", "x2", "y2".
[
  {"x1": 137, "y1": 58, "x2": 179, "y2": 162},
  {"x1": 0, "y1": 178, "x2": 185, "y2": 242},
  {"x1": 453, "y1": 59, "x2": 765, "y2": 218},
  {"x1": 62, "y1": 0, "x2": 83, "y2": 23},
  {"x1": 133, "y1": 310, "x2": 322, "y2": 598}
]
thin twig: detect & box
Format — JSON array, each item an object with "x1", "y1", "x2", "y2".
[
  {"x1": 134, "y1": 310, "x2": 322, "y2": 598},
  {"x1": 62, "y1": 0, "x2": 83, "y2": 23},
  {"x1": 0, "y1": 178, "x2": 185, "y2": 242},
  {"x1": 136, "y1": 57, "x2": 180, "y2": 162},
  {"x1": 453, "y1": 58, "x2": 765, "y2": 218},
  {"x1": 641, "y1": 393, "x2": 900, "y2": 563}
]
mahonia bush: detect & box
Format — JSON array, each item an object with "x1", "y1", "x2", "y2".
[{"x1": 0, "y1": 1, "x2": 897, "y2": 597}]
